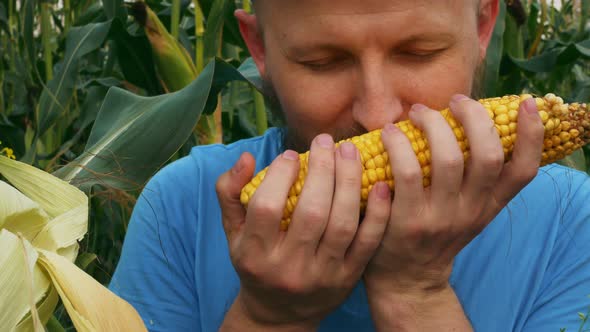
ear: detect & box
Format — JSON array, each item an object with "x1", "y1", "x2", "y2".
[
  {"x1": 235, "y1": 9, "x2": 267, "y2": 78},
  {"x1": 477, "y1": 0, "x2": 500, "y2": 61}
]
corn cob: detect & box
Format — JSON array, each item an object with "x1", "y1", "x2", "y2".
[{"x1": 240, "y1": 94, "x2": 590, "y2": 230}]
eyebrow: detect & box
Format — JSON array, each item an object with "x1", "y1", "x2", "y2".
[{"x1": 284, "y1": 32, "x2": 457, "y2": 58}]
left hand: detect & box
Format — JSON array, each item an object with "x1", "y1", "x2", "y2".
[{"x1": 363, "y1": 94, "x2": 544, "y2": 299}]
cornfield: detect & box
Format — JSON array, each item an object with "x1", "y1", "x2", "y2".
[{"x1": 0, "y1": 0, "x2": 588, "y2": 330}]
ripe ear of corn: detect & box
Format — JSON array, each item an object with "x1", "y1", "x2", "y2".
[{"x1": 240, "y1": 94, "x2": 590, "y2": 230}]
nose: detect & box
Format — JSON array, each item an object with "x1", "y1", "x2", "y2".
[{"x1": 351, "y1": 59, "x2": 404, "y2": 132}]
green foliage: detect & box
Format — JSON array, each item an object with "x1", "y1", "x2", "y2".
[
  {"x1": 483, "y1": 0, "x2": 590, "y2": 171},
  {"x1": 0, "y1": 0, "x2": 588, "y2": 329}
]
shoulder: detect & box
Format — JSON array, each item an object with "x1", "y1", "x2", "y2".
[
  {"x1": 517, "y1": 163, "x2": 590, "y2": 213},
  {"x1": 145, "y1": 127, "x2": 285, "y2": 202}
]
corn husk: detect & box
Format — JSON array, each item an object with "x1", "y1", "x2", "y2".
[{"x1": 0, "y1": 155, "x2": 146, "y2": 331}]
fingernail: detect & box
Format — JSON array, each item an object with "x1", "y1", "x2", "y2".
[
  {"x1": 523, "y1": 98, "x2": 538, "y2": 114},
  {"x1": 282, "y1": 149, "x2": 299, "y2": 160},
  {"x1": 383, "y1": 123, "x2": 398, "y2": 134},
  {"x1": 376, "y1": 182, "x2": 390, "y2": 199},
  {"x1": 232, "y1": 155, "x2": 244, "y2": 174},
  {"x1": 411, "y1": 103, "x2": 428, "y2": 112},
  {"x1": 340, "y1": 142, "x2": 357, "y2": 160},
  {"x1": 316, "y1": 133, "x2": 334, "y2": 148},
  {"x1": 451, "y1": 94, "x2": 470, "y2": 105}
]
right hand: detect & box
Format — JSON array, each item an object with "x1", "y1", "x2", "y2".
[{"x1": 216, "y1": 134, "x2": 392, "y2": 329}]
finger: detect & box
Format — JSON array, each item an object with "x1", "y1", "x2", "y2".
[
  {"x1": 381, "y1": 122, "x2": 425, "y2": 209},
  {"x1": 287, "y1": 134, "x2": 336, "y2": 253},
  {"x1": 216, "y1": 152, "x2": 256, "y2": 241},
  {"x1": 409, "y1": 103, "x2": 465, "y2": 205},
  {"x1": 493, "y1": 97, "x2": 544, "y2": 204},
  {"x1": 318, "y1": 142, "x2": 362, "y2": 262},
  {"x1": 346, "y1": 181, "x2": 391, "y2": 270},
  {"x1": 449, "y1": 94, "x2": 504, "y2": 199},
  {"x1": 244, "y1": 149, "x2": 301, "y2": 246}
]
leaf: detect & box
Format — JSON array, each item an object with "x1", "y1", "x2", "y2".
[
  {"x1": 0, "y1": 230, "x2": 51, "y2": 331},
  {"x1": 0, "y1": 156, "x2": 87, "y2": 219},
  {"x1": 54, "y1": 58, "x2": 252, "y2": 192},
  {"x1": 221, "y1": 0, "x2": 246, "y2": 50},
  {"x1": 37, "y1": 250, "x2": 147, "y2": 332},
  {"x1": 21, "y1": 0, "x2": 35, "y2": 77},
  {"x1": 111, "y1": 21, "x2": 163, "y2": 95},
  {"x1": 237, "y1": 57, "x2": 263, "y2": 91},
  {"x1": 0, "y1": 180, "x2": 49, "y2": 242},
  {"x1": 36, "y1": 20, "x2": 113, "y2": 138},
  {"x1": 0, "y1": 2, "x2": 8, "y2": 34},
  {"x1": 558, "y1": 149, "x2": 587, "y2": 172},
  {"x1": 101, "y1": 0, "x2": 127, "y2": 22},
  {"x1": 203, "y1": 0, "x2": 229, "y2": 64},
  {"x1": 483, "y1": 0, "x2": 506, "y2": 97},
  {"x1": 75, "y1": 252, "x2": 98, "y2": 270},
  {"x1": 575, "y1": 39, "x2": 590, "y2": 57},
  {"x1": 510, "y1": 48, "x2": 564, "y2": 73}
]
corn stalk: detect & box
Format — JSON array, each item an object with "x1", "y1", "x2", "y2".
[
  {"x1": 193, "y1": 0, "x2": 222, "y2": 144},
  {"x1": 243, "y1": 0, "x2": 268, "y2": 135},
  {"x1": 194, "y1": 0, "x2": 205, "y2": 73},
  {"x1": 170, "y1": 0, "x2": 180, "y2": 38},
  {"x1": 63, "y1": 0, "x2": 71, "y2": 34},
  {"x1": 40, "y1": 1, "x2": 52, "y2": 81},
  {"x1": 527, "y1": 0, "x2": 548, "y2": 58}
]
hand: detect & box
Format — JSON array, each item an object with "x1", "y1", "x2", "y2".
[
  {"x1": 364, "y1": 94, "x2": 544, "y2": 299},
  {"x1": 216, "y1": 134, "x2": 391, "y2": 330}
]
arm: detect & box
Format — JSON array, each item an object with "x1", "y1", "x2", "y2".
[
  {"x1": 367, "y1": 284, "x2": 472, "y2": 331},
  {"x1": 215, "y1": 139, "x2": 391, "y2": 331},
  {"x1": 220, "y1": 293, "x2": 315, "y2": 332},
  {"x1": 364, "y1": 95, "x2": 544, "y2": 331}
]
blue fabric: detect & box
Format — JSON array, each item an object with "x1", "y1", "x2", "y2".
[{"x1": 110, "y1": 127, "x2": 590, "y2": 331}]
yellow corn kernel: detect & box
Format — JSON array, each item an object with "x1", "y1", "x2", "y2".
[{"x1": 240, "y1": 94, "x2": 590, "y2": 230}]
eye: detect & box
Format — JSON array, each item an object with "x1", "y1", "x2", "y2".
[
  {"x1": 398, "y1": 48, "x2": 446, "y2": 60},
  {"x1": 299, "y1": 57, "x2": 352, "y2": 72}
]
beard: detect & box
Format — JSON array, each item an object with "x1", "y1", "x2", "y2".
[{"x1": 260, "y1": 62, "x2": 487, "y2": 153}]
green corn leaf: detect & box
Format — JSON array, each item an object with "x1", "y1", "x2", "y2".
[
  {"x1": 483, "y1": 0, "x2": 506, "y2": 97},
  {"x1": 54, "y1": 58, "x2": 257, "y2": 193}
]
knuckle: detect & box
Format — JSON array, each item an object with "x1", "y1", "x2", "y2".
[
  {"x1": 251, "y1": 199, "x2": 283, "y2": 219},
  {"x1": 278, "y1": 275, "x2": 311, "y2": 295},
  {"x1": 236, "y1": 256, "x2": 263, "y2": 281},
  {"x1": 478, "y1": 149, "x2": 505, "y2": 170},
  {"x1": 301, "y1": 206, "x2": 326, "y2": 224},
  {"x1": 215, "y1": 174, "x2": 228, "y2": 197},
  {"x1": 330, "y1": 219, "x2": 358, "y2": 240},
  {"x1": 357, "y1": 235, "x2": 381, "y2": 252},
  {"x1": 515, "y1": 167, "x2": 539, "y2": 185},
  {"x1": 439, "y1": 155, "x2": 464, "y2": 170},
  {"x1": 396, "y1": 168, "x2": 423, "y2": 185}
]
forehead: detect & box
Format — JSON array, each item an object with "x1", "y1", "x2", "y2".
[
  {"x1": 255, "y1": 0, "x2": 479, "y2": 36},
  {"x1": 255, "y1": 0, "x2": 478, "y2": 18},
  {"x1": 255, "y1": 0, "x2": 479, "y2": 44}
]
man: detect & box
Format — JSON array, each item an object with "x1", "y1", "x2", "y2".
[{"x1": 109, "y1": 1, "x2": 590, "y2": 331}]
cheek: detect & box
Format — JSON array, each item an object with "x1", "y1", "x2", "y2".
[
  {"x1": 398, "y1": 54, "x2": 478, "y2": 110},
  {"x1": 271, "y1": 68, "x2": 355, "y2": 137}
]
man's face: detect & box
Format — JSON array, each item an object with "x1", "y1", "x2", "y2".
[{"x1": 245, "y1": 0, "x2": 496, "y2": 151}]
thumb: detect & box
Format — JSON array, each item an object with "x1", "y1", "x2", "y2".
[{"x1": 216, "y1": 152, "x2": 256, "y2": 237}]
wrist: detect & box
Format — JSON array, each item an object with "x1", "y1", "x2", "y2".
[
  {"x1": 366, "y1": 284, "x2": 472, "y2": 332},
  {"x1": 220, "y1": 292, "x2": 318, "y2": 332}
]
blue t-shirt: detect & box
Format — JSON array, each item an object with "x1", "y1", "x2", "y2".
[{"x1": 110, "y1": 127, "x2": 590, "y2": 331}]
